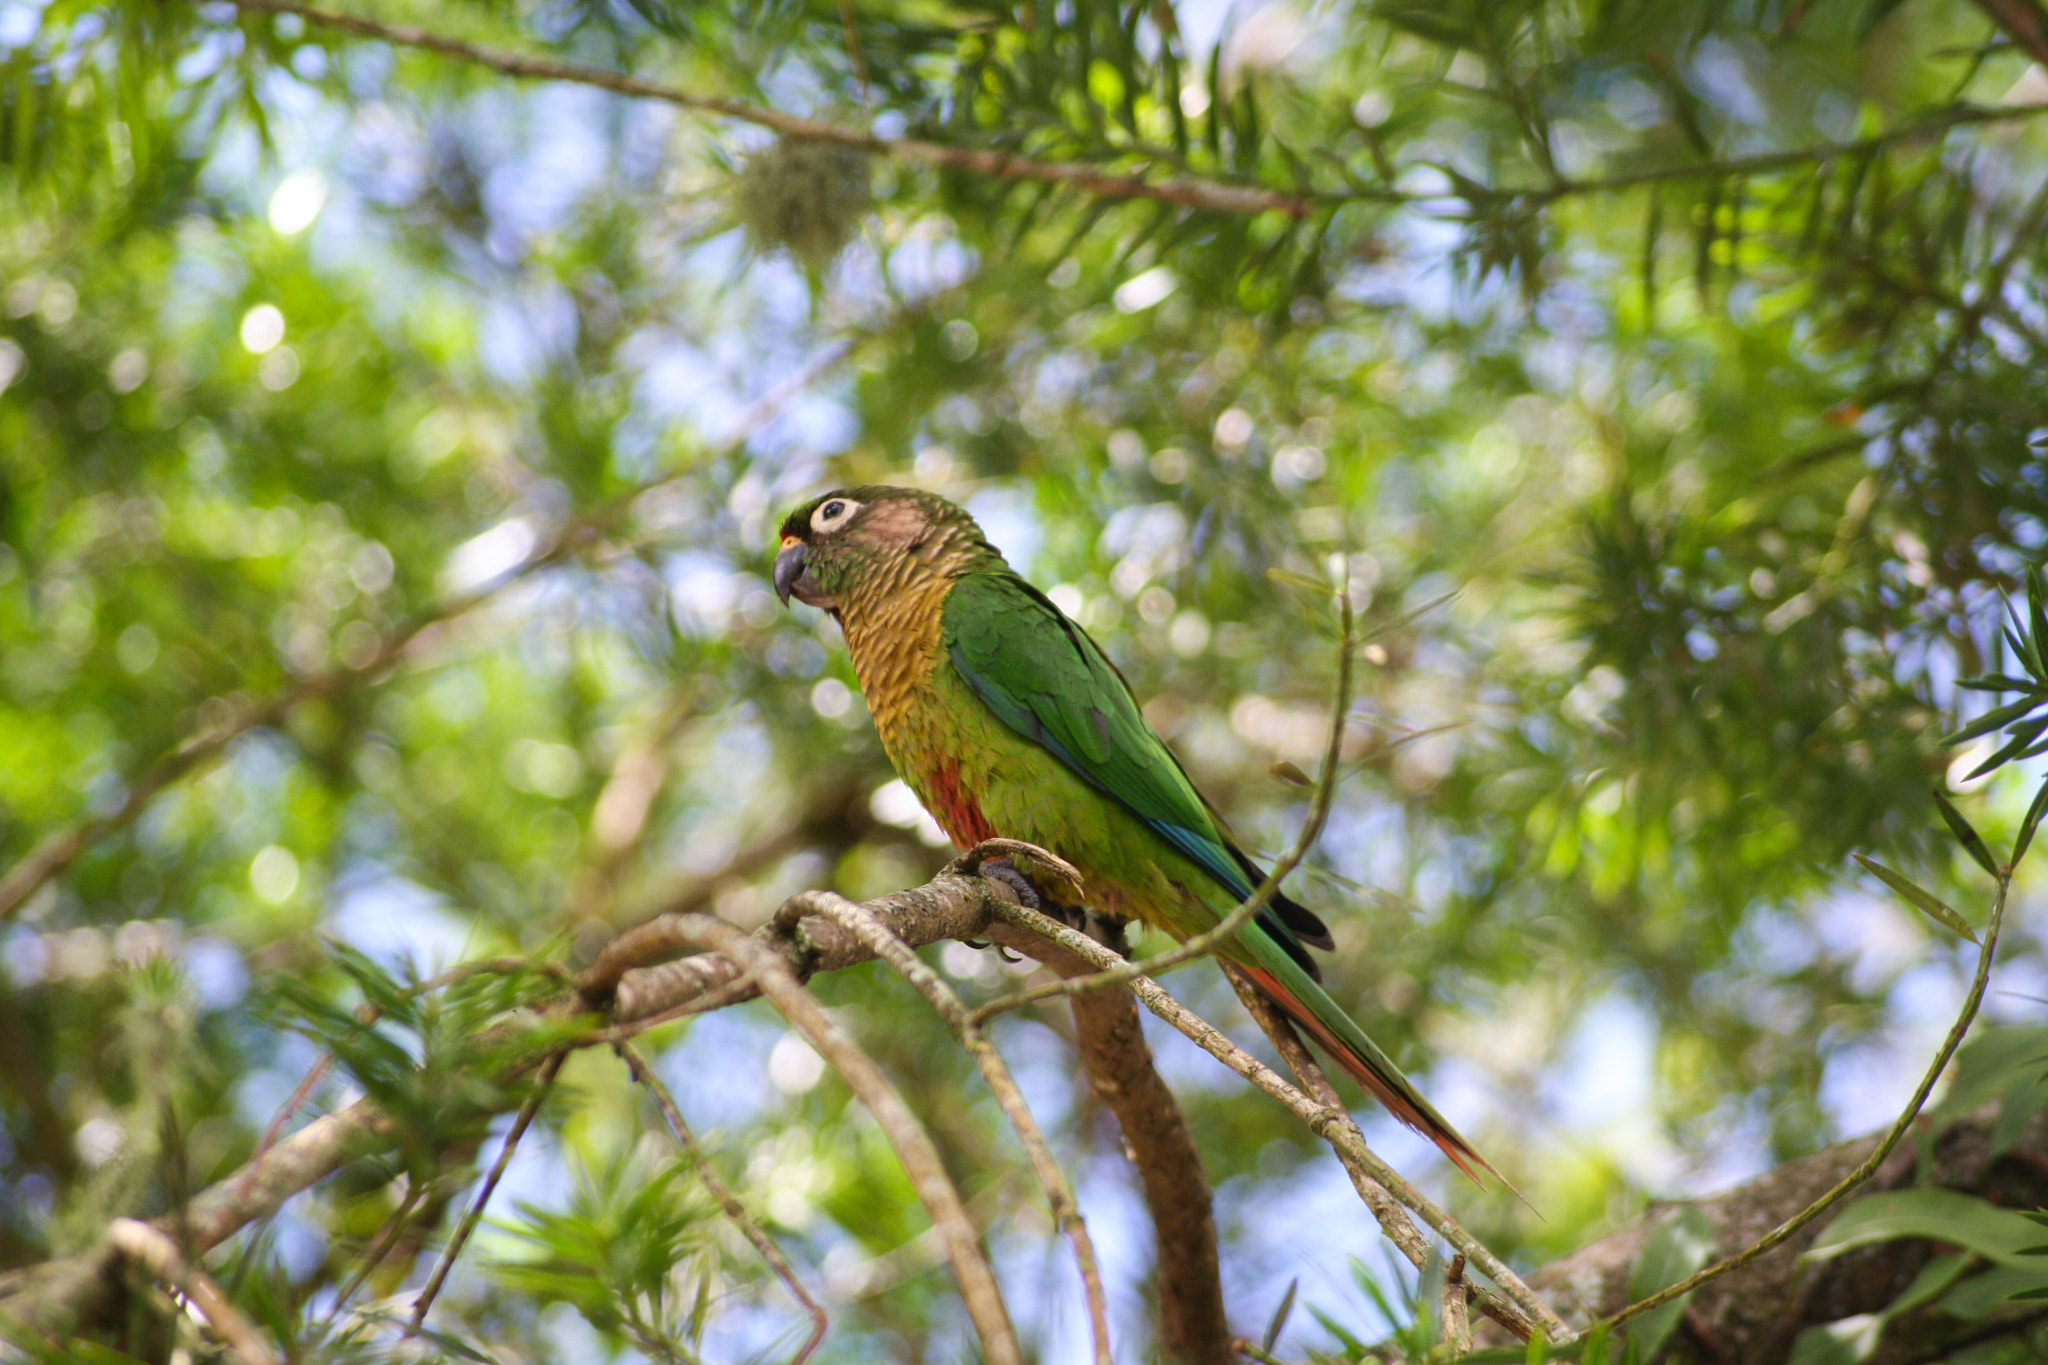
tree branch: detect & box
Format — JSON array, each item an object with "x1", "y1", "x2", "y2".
[
  {"x1": 787, "y1": 890, "x2": 1114, "y2": 1365},
  {"x1": 1596, "y1": 867, "x2": 2009, "y2": 1337},
  {"x1": 1474, "y1": 1104, "x2": 2048, "y2": 1362},
  {"x1": 193, "y1": 0, "x2": 2048, "y2": 229},
  {"x1": 664, "y1": 913, "x2": 1022, "y2": 1365},
  {"x1": 617, "y1": 1042, "x2": 830, "y2": 1364},
  {"x1": 984, "y1": 897, "x2": 1571, "y2": 1342},
  {"x1": 211, "y1": 0, "x2": 1314, "y2": 219},
  {"x1": 105, "y1": 1218, "x2": 278, "y2": 1365},
  {"x1": 1055, "y1": 924, "x2": 1234, "y2": 1365}
]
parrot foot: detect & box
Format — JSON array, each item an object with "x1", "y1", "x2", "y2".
[
  {"x1": 976, "y1": 857, "x2": 1104, "y2": 941},
  {"x1": 979, "y1": 859, "x2": 1045, "y2": 912}
]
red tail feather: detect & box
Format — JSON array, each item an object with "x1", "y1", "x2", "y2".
[{"x1": 1242, "y1": 966, "x2": 1504, "y2": 1187}]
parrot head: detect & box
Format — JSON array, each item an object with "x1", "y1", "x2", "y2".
[{"x1": 774, "y1": 485, "x2": 995, "y2": 613}]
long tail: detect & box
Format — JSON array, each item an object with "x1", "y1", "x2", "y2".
[{"x1": 1240, "y1": 957, "x2": 1506, "y2": 1188}]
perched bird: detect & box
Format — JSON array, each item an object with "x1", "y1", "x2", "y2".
[{"x1": 774, "y1": 485, "x2": 1496, "y2": 1181}]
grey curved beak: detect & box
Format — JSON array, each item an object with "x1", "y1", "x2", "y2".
[{"x1": 773, "y1": 542, "x2": 808, "y2": 606}]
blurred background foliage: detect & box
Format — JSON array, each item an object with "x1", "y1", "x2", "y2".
[{"x1": 3, "y1": 0, "x2": 2048, "y2": 1357}]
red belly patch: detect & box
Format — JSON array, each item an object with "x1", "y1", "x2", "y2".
[{"x1": 926, "y1": 762, "x2": 997, "y2": 848}]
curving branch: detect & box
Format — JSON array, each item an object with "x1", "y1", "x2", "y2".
[
  {"x1": 658, "y1": 913, "x2": 1023, "y2": 1365},
  {"x1": 784, "y1": 890, "x2": 1115, "y2": 1365},
  {"x1": 211, "y1": 0, "x2": 1314, "y2": 218},
  {"x1": 618, "y1": 1042, "x2": 830, "y2": 1364},
  {"x1": 1596, "y1": 864, "x2": 2009, "y2": 1338},
  {"x1": 194, "y1": 0, "x2": 2048, "y2": 230},
  {"x1": 0, "y1": 840, "x2": 1554, "y2": 1355},
  {"x1": 982, "y1": 895, "x2": 1571, "y2": 1342}
]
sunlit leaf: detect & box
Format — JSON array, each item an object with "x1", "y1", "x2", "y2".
[{"x1": 1853, "y1": 854, "x2": 1978, "y2": 943}]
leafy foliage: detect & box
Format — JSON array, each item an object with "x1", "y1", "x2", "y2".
[{"x1": 4, "y1": 0, "x2": 2048, "y2": 1359}]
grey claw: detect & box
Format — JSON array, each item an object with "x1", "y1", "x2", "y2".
[{"x1": 980, "y1": 861, "x2": 1043, "y2": 912}]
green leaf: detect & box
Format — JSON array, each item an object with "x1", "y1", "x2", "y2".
[
  {"x1": 1806, "y1": 1188, "x2": 2044, "y2": 1268},
  {"x1": 1263, "y1": 1277, "x2": 1297, "y2": 1352},
  {"x1": 1957, "y1": 674, "x2": 2039, "y2": 692},
  {"x1": 1931, "y1": 787, "x2": 2002, "y2": 879},
  {"x1": 1931, "y1": 1026, "x2": 2048, "y2": 1155},
  {"x1": 1785, "y1": 1313, "x2": 1885, "y2": 1365},
  {"x1": 1852, "y1": 854, "x2": 1977, "y2": 943},
  {"x1": 2028, "y1": 568, "x2": 2048, "y2": 674},
  {"x1": 1625, "y1": 1205, "x2": 1713, "y2": 1364},
  {"x1": 1937, "y1": 1263, "x2": 2048, "y2": 1316},
  {"x1": 1939, "y1": 694, "x2": 2044, "y2": 746},
  {"x1": 2008, "y1": 597, "x2": 2047, "y2": 678},
  {"x1": 2013, "y1": 778, "x2": 2048, "y2": 868},
  {"x1": 1965, "y1": 713, "x2": 2048, "y2": 780},
  {"x1": 1784, "y1": 1254, "x2": 1970, "y2": 1365},
  {"x1": 1359, "y1": 589, "x2": 1462, "y2": 645}
]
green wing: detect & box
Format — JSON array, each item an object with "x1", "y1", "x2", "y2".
[{"x1": 943, "y1": 570, "x2": 1331, "y2": 962}]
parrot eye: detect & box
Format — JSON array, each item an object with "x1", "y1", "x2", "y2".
[{"x1": 810, "y1": 498, "x2": 861, "y2": 533}]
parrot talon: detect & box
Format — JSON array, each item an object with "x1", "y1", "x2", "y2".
[{"x1": 961, "y1": 938, "x2": 1026, "y2": 963}]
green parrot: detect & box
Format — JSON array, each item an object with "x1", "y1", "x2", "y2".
[{"x1": 774, "y1": 485, "x2": 1497, "y2": 1181}]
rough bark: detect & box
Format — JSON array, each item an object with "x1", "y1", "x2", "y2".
[{"x1": 1476, "y1": 1107, "x2": 2048, "y2": 1363}]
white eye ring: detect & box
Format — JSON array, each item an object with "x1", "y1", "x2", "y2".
[{"x1": 810, "y1": 497, "x2": 862, "y2": 533}]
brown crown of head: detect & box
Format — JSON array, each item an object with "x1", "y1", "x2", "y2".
[{"x1": 772, "y1": 485, "x2": 995, "y2": 611}]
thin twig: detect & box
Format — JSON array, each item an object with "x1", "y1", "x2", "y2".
[
  {"x1": 1443, "y1": 1252, "x2": 1472, "y2": 1355},
  {"x1": 107, "y1": 1217, "x2": 279, "y2": 1365},
  {"x1": 985, "y1": 896, "x2": 1569, "y2": 1341},
  {"x1": 969, "y1": 574, "x2": 1356, "y2": 1023},
  {"x1": 1598, "y1": 869, "x2": 2010, "y2": 1335},
  {"x1": 616, "y1": 1042, "x2": 830, "y2": 1364},
  {"x1": 325, "y1": 1179, "x2": 426, "y2": 1321},
  {"x1": 834, "y1": 0, "x2": 870, "y2": 100},
  {"x1": 0, "y1": 870, "x2": 1010, "y2": 1339},
  {"x1": 197, "y1": 0, "x2": 2048, "y2": 223},
  {"x1": 666, "y1": 912, "x2": 1024, "y2": 1365},
  {"x1": 212, "y1": 0, "x2": 1312, "y2": 218},
  {"x1": 1224, "y1": 966, "x2": 1433, "y2": 1274},
  {"x1": 1059, "y1": 922, "x2": 1231, "y2": 1362},
  {"x1": 799, "y1": 892, "x2": 1114, "y2": 1365},
  {"x1": 409, "y1": 1050, "x2": 565, "y2": 1331}
]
